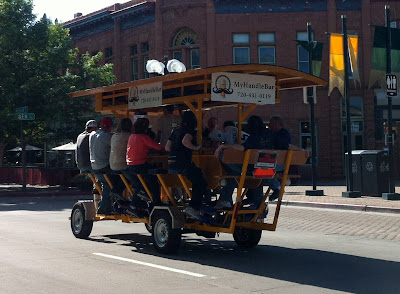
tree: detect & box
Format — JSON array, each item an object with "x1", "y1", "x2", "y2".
[{"x1": 0, "y1": 0, "x2": 116, "y2": 165}]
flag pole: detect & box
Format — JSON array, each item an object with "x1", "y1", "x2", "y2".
[
  {"x1": 305, "y1": 22, "x2": 324, "y2": 196},
  {"x1": 342, "y1": 15, "x2": 361, "y2": 198},
  {"x1": 382, "y1": 5, "x2": 400, "y2": 200}
]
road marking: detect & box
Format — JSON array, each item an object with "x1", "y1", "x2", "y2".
[{"x1": 93, "y1": 253, "x2": 206, "y2": 278}]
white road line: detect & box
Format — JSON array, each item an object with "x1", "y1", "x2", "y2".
[{"x1": 93, "y1": 253, "x2": 206, "y2": 278}]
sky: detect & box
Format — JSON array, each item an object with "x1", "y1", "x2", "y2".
[{"x1": 32, "y1": 0, "x2": 119, "y2": 23}]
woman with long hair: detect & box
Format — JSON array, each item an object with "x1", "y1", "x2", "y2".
[
  {"x1": 165, "y1": 111, "x2": 208, "y2": 220},
  {"x1": 125, "y1": 118, "x2": 162, "y2": 215}
]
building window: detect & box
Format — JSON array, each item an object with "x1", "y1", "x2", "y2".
[
  {"x1": 143, "y1": 55, "x2": 149, "y2": 79},
  {"x1": 141, "y1": 42, "x2": 149, "y2": 53},
  {"x1": 172, "y1": 28, "x2": 199, "y2": 46},
  {"x1": 390, "y1": 21, "x2": 397, "y2": 28},
  {"x1": 170, "y1": 27, "x2": 200, "y2": 69},
  {"x1": 341, "y1": 97, "x2": 364, "y2": 151},
  {"x1": 173, "y1": 50, "x2": 182, "y2": 61},
  {"x1": 297, "y1": 31, "x2": 314, "y2": 73},
  {"x1": 341, "y1": 97, "x2": 363, "y2": 118},
  {"x1": 258, "y1": 32, "x2": 275, "y2": 65},
  {"x1": 190, "y1": 49, "x2": 200, "y2": 69},
  {"x1": 259, "y1": 46, "x2": 275, "y2": 65},
  {"x1": 233, "y1": 33, "x2": 250, "y2": 44},
  {"x1": 233, "y1": 47, "x2": 250, "y2": 64},
  {"x1": 130, "y1": 45, "x2": 138, "y2": 56},
  {"x1": 299, "y1": 121, "x2": 317, "y2": 164},
  {"x1": 132, "y1": 58, "x2": 138, "y2": 81},
  {"x1": 258, "y1": 32, "x2": 275, "y2": 43},
  {"x1": 105, "y1": 47, "x2": 113, "y2": 58}
]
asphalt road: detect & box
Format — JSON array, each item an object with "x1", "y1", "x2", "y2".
[{"x1": 0, "y1": 196, "x2": 399, "y2": 294}]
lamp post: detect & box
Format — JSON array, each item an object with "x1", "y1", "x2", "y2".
[
  {"x1": 341, "y1": 15, "x2": 361, "y2": 198},
  {"x1": 382, "y1": 6, "x2": 400, "y2": 200},
  {"x1": 305, "y1": 22, "x2": 324, "y2": 196}
]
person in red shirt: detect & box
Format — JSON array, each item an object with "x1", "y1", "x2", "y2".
[{"x1": 125, "y1": 118, "x2": 162, "y2": 215}]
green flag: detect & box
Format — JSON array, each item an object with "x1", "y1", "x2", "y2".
[
  {"x1": 296, "y1": 40, "x2": 324, "y2": 77},
  {"x1": 369, "y1": 26, "x2": 400, "y2": 89}
]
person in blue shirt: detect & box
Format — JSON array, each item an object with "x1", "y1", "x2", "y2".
[{"x1": 269, "y1": 115, "x2": 291, "y2": 150}]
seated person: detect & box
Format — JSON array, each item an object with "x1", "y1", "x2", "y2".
[
  {"x1": 202, "y1": 117, "x2": 220, "y2": 151},
  {"x1": 214, "y1": 115, "x2": 275, "y2": 209},
  {"x1": 266, "y1": 115, "x2": 304, "y2": 200},
  {"x1": 209, "y1": 120, "x2": 249, "y2": 145},
  {"x1": 155, "y1": 105, "x2": 181, "y2": 147},
  {"x1": 89, "y1": 117, "x2": 126, "y2": 214},
  {"x1": 76, "y1": 119, "x2": 98, "y2": 173},
  {"x1": 165, "y1": 111, "x2": 208, "y2": 220},
  {"x1": 110, "y1": 118, "x2": 132, "y2": 173},
  {"x1": 125, "y1": 118, "x2": 163, "y2": 215}
]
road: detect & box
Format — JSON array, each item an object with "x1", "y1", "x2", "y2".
[{"x1": 0, "y1": 196, "x2": 399, "y2": 294}]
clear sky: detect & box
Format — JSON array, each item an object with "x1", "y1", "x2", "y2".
[{"x1": 32, "y1": 0, "x2": 119, "y2": 23}]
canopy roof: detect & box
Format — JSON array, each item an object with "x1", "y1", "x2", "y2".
[
  {"x1": 8, "y1": 145, "x2": 43, "y2": 152},
  {"x1": 70, "y1": 64, "x2": 327, "y2": 116},
  {"x1": 52, "y1": 142, "x2": 77, "y2": 151}
]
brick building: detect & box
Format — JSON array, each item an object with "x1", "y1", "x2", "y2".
[{"x1": 63, "y1": 0, "x2": 400, "y2": 179}]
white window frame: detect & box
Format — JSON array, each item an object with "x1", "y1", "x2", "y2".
[
  {"x1": 190, "y1": 49, "x2": 200, "y2": 69},
  {"x1": 132, "y1": 58, "x2": 138, "y2": 81},
  {"x1": 233, "y1": 47, "x2": 250, "y2": 64},
  {"x1": 233, "y1": 33, "x2": 250, "y2": 44},
  {"x1": 299, "y1": 121, "x2": 318, "y2": 165},
  {"x1": 258, "y1": 32, "x2": 275, "y2": 43},
  {"x1": 258, "y1": 46, "x2": 276, "y2": 65},
  {"x1": 143, "y1": 54, "x2": 149, "y2": 79}
]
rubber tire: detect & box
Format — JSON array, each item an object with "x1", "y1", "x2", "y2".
[
  {"x1": 233, "y1": 227, "x2": 262, "y2": 248},
  {"x1": 71, "y1": 202, "x2": 93, "y2": 239},
  {"x1": 151, "y1": 211, "x2": 181, "y2": 254},
  {"x1": 144, "y1": 223, "x2": 153, "y2": 233}
]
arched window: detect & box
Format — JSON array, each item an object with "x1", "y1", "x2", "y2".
[
  {"x1": 170, "y1": 28, "x2": 200, "y2": 69},
  {"x1": 172, "y1": 28, "x2": 199, "y2": 47}
]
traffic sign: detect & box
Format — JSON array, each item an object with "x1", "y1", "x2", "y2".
[
  {"x1": 386, "y1": 74, "x2": 397, "y2": 97},
  {"x1": 17, "y1": 113, "x2": 35, "y2": 120},
  {"x1": 15, "y1": 106, "x2": 28, "y2": 113}
]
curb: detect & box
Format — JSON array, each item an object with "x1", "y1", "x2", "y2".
[{"x1": 280, "y1": 200, "x2": 400, "y2": 214}]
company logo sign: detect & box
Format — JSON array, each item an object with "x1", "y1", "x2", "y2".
[
  {"x1": 211, "y1": 72, "x2": 276, "y2": 104},
  {"x1": 128, "y1": 82, "x2": 162, "y2": 110}
]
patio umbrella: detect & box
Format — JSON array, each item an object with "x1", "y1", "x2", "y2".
[
  {"x1": 52, "y1": 142, "x2": 77, "y2": 151},
  {"x1": 8, "y1": 145, "x2": 43, "y2": 151}
]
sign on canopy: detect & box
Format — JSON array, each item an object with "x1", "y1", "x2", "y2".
[{"x1": 211, "y1": 72, "x2": 276, "y2": 104}]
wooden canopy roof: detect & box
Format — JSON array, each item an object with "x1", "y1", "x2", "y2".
[{"x1": 70, "y1": 64, "x2": 327, "y2": 116}]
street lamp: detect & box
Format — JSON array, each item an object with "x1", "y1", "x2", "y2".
[{"x1": 146, "y1": 59, "x2": 186, "y2": 75}]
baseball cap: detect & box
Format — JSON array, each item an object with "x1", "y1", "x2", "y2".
[
  {"x1": 85, "y1": 120, "x2": 97, "y2": 129},
  {"x1": 101, "y1": 116, "x2": 113, "y2": 127}
]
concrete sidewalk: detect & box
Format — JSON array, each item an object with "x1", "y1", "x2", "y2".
[
  {"x1": 1, "y1": 181, "x2": 400, "y2": 214},
  {"x1": 282, "y1": 180, "x2": 400, "y2": 214}
]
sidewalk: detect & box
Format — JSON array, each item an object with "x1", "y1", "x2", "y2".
[
  {"x1": 282, "y1": 180, "x2": 400, "y2": 214},
  {"x1": 1, "y1": 181, "x2": 400, "y2": 214}
]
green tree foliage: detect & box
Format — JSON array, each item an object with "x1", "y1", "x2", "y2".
[{"x1": 0, "y1": 0, "x2": 116, "y2": 164}]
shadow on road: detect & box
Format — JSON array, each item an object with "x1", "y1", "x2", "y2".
[{"x1": 97, "y1": 232, "x2": 400, "y2": 294}]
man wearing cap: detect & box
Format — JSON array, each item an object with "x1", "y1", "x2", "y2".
[
  {"x1": 76, "y1": 120, "x2": 98, "y2": 173},
  {"x1": 89, "y1": 116, "x2": 124, "y2": 214}
]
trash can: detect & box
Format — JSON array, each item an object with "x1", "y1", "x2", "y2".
[
  {"x1": 345, "y1": 150, "x2": 365, "y2": 194},
  {"x1": 361, "y1": 150, "x2": 389, "y2": 196}
]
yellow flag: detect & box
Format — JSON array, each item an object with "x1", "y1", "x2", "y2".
[
  {"x1": 348, "y1": 36, "x2": 360, "y2": 85},
  {"x1": 329, "y1": 34, "x2": 345, "y2": 96}
]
